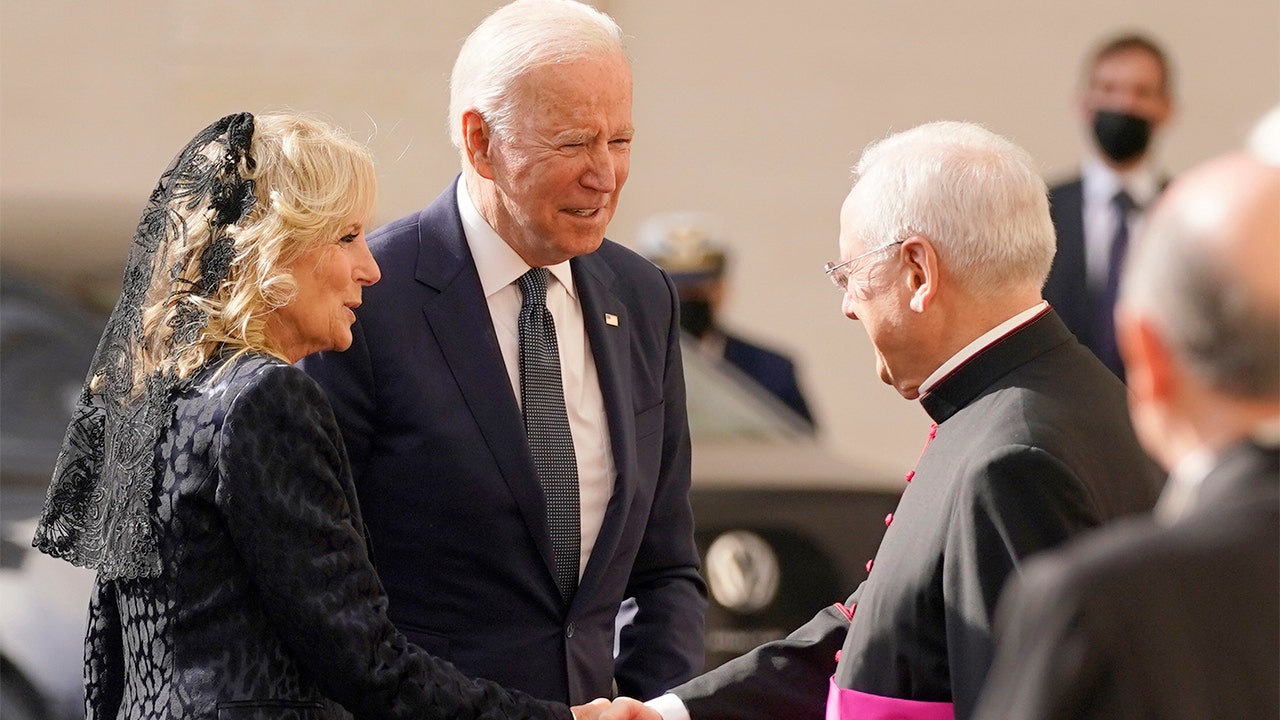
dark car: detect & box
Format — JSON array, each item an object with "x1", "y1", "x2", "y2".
[{"x1": 678, "y1": 341, "x2": 899, "y2": 670}]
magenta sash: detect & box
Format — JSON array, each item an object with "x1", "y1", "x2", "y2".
[{"x1": 825, "y1": 677, "x2": 955, "y2": 720}]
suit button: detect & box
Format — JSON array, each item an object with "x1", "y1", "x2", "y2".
[{"x1": 566, "y1": 623, "x2": 576, "y2": 638}]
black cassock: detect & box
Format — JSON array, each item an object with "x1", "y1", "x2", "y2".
[{"x1": 672, "y1": 308, "x2": 1164, "y2": 720}]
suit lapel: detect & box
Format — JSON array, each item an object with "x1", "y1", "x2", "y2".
[
  {"x1": 571, "y1": 252, "x2": 636, "y2": 606},
  {"x1": 414, "y1": 180, "x2": 558, "y2": 584}
]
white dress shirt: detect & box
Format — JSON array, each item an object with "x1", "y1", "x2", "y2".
[
  {"x1": 457, "y1": 181, "x2": 615, "y2": 579},
  {"x1": 1080, "y1": 156, "x2": 1162, "y2": 292},
  {"x1": 1155, "y1": 417, "x2": 1280, "y2": 525}
]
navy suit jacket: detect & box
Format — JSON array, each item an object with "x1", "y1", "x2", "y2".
[
  {"x1": 1041, "y1": 179, "x2": 1095, "y2": 359},
  {"x1": 299, "y1": 178, "x2": 707, "y2": 705},
  {"x1": 1043, "y1": 176, "x2": 1168, "y2": 380}
]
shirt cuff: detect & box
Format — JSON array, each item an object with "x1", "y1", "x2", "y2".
[{"x1": 645, "y1": 693, "x2": 691, "y2": 720}]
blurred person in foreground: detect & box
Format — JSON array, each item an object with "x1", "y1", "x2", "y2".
[
  {"x1": 1042, "y1": 32, "x2": 1176, "y2": 379},
  {"x1": 31, "y1": 112, "x2": 589, "y2": 719},
  {"x1": 973, "y1": 110, "x2": 1280, "y2": 720},
  {"x1": 596, "y1": 121, "x2": 1163, "y2": 720},
  {"x1": 297, "y1": 0, "x2": 706, "y2": 706},
  {"x1": 642, "y1": 212, "x2": 815, "y2": 428}
]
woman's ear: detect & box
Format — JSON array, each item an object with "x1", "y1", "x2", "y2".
[
  {"x1": 462, "y1": 110, "x2": 496, "y2": 180},
  {"x1": 903, "y1": 237, "x2": 939, "y2": 313}
]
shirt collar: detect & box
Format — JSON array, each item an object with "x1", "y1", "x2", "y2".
[
  {"x1": 1081, "y1": 155, "x2": 1162, "y2": 209},
  {"x1": 1155, "y1": 415, "x2": 1280, "y2": 525},
  {"x1": 919, "y1": 301, "x2": 1048, "y2": 395},
  {"x1": 456, "y1": 180, "x2": 576, "y2": 299}
]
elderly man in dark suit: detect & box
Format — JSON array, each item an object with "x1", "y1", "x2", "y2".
[
  {"x1": 1042, "y1": 33, "x2": 1175, "y2": 379},
  {"x1": 298, "y1": 0, "x2": 705, "y2": 708},
  {"x1": 598, "y1": 121, "x2": 1163, "y2": 720},
  {"x1": 974, "y1": 117, "x2": 1280, "y2": 720}
]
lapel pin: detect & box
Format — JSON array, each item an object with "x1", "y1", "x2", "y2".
[{"x1": 604, "y1": 313, "x2": 619, "y2": 326}]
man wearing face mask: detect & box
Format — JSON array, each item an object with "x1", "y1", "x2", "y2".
[
  {"x1": 1042, "y1": 33, "x2": 1175, "y2": 380},
  {"x1": 643, "y1": 213, "x2": 815, "y2": 430}
]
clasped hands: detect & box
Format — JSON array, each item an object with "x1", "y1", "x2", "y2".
[{"x1": 571, "y1": 696, "x2": 660, "y2": 720}]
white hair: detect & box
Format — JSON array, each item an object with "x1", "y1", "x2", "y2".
[
  {"x1": 849, "y1": 121, "x2": 1056, "y2": 298},
  {"x1": 448, "y1": 0, "x2": 626, "y2": 151}
]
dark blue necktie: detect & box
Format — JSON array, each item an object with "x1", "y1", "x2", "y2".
[
  {"x1": 517, "y1": 268, "x2": 580, "y2": 602},
  {"x1": 1095, "y1": 190, "x2": 1135, "y2": 377}
]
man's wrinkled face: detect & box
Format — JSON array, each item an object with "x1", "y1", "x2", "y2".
[
  {"x1": 837, "y1": 186, "x2": 912, "y2": 395},
  {"x1": 484, "y1": 51, "x2": 634, "y2": 267}
]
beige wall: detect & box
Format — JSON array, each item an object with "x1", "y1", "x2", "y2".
[{"x1": 3, "y1": 0, "x2": 1277, "y2": 474}]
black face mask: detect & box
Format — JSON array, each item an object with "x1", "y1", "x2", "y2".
[
  {"x1": 1092, "y1": 110, "x2": 1153, "y2": 164},
  {"x1": 679, "y1": 298, "x2": 715, "y2": 339}
]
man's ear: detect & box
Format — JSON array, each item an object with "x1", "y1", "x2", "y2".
[
  {"x1": 1118, "y1": 309, "x2": 1175, "y2": 403},
  {"x1": 903, "y1": 236, "x2": 939, "y2": 313},
  {"x1": 463, "y1": 109, "x2": 497, "y2": 180}
]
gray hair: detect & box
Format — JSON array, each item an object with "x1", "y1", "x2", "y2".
[
  {"x1": 1119, "y1": 130, "x2": 1280, "y2": 399},
  {"x1": 849, "y1": 121, "x2": 1056, "y2": 298},
  {"x1": 448, "y1": 0, "x2": 626, "y2": 151}
]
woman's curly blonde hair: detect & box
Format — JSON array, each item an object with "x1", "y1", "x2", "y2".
[{"x1": 139, "y1": 113, "x2": 376, "y2": 381}]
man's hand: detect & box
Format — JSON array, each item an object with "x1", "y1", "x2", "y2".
[
  {"x1": 571, "y1": 698, "x2": 610, "y2": 720},
  {"x1": 597, "y1": 697, "x2": 663, "y2": 720}
]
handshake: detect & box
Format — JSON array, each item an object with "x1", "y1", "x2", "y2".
[{"x1": 570, "y1": 697, "x2": 661, "y2": 720}]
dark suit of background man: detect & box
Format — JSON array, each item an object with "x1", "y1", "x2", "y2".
[
  {"x1": 299, "y1": 0, "x2": 706, "y2": 707},
  {"x1": 975, "y1": 112, "x2": 1280, "y2": 720},
  {"x1": 640, "y1": 212, "x2": 816, "y2": 430},
  {"x1": 598, "y1": 121, "x2": 1163, "y2": 720},
  {"x1": 1042, "y1": 33, "x2": 1175, "y2": 380}
]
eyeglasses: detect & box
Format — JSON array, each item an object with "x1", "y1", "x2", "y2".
[{"x1": 822, "y1": 240, "x2": 904, "y2": 291}]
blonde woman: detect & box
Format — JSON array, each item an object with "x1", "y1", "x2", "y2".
[{"x1": 33, "y1": 113, "x2": 583, "y2": 720}]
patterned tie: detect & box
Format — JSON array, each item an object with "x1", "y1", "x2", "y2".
[
  {"x1": 517, "y1": 268, "x2": 580, "y2": 602},
  {"x1": 1095, "y1": 190, "x2": 1135, "y2": 378}
]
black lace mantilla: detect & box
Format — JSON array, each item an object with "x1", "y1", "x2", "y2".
[{"x1": 33, "y1": 113, "x2": 258, "y2": 579}]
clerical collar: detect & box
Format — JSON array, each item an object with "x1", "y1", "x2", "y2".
[
  {"x1": 919, "y1": 302, "x2": 1049, "y2": 395},
  {"x1": 456, "y1": 179, "x2": 575, "y2": 299}
]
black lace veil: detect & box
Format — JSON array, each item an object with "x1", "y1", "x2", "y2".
[{"x1": 33, "y1": 113, "x2": 258, "y2": 579}]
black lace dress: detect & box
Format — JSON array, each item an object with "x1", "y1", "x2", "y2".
[{"x1": 83, "y1": 352, "x2": 569, "y2": 720}]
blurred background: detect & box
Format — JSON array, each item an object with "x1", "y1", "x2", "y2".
[
  {"x1": 3, "y1": 0, "x2": 1278, "y2": 472},
  {"x1": 1, "y1": 1, "x2": 1276, "y2": 716}
]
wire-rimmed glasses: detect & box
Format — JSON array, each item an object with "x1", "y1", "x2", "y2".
[{"x1": 822, "y1": 240, "x2": 904, "y2": 292}]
